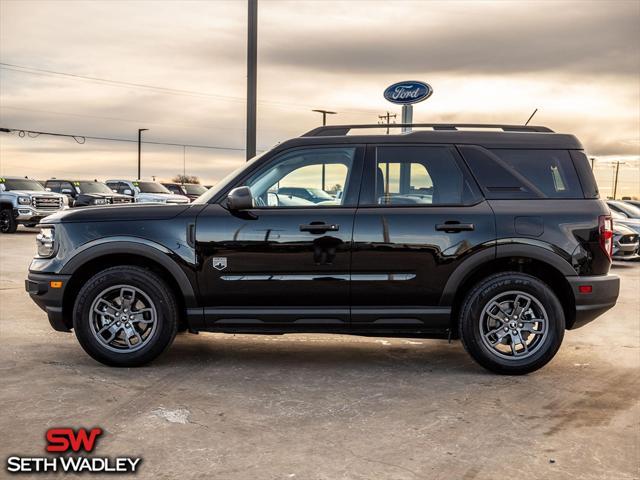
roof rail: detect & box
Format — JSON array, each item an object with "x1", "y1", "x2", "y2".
[{"x1": 302, "y1": 123, "x2": 554, "y2": 137}]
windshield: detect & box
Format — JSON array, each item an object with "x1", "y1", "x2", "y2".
[
  {"x1": 135, "y1": 182, "x2": 171, "y2": 194},
  {"x1": 611, "y1": 201, "x2": 640, "y2": 219},
  {"x1": 183, "y1": 184, "x2": 208, "y2": 195},
  {"x1": 76, "y1": 181, "x2": 114, "y2": 194},
  {"x1": 1, "y1": 178, "x2": 45, "y2": 191},
  {"x1": 193, "y1": 150, "x2": 268, "y2": 204}
]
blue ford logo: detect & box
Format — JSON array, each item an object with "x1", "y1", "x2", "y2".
[{"x1": 383, "y1": 81, "x2": 433, "y2": 105}]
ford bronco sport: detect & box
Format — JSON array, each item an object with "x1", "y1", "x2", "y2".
[{"x1": 25, "y1": 124, "x2": 620, "y2": 374}]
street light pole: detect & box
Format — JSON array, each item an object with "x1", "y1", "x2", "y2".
[
  {"x1": 312, "y1": 109, "x2": 337, "y2": 126},
  {"x1": 137, "y1": 128, "x2": 148, "y2": 180},
  {"x1": 246, "y1": 0, "x2": 258, "y2": 160}
]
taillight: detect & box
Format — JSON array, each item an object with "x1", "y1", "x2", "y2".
[{"x1": 599, "y1": 215, "x2": 613, "y2": 259}]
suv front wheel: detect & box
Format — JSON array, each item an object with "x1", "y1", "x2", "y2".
[
  {"x1": 73, "y1": 266, "x2": 178, "y2": 367},
  {"x1": 459, "y1": 272, "x2": 565, "y2": 375}
]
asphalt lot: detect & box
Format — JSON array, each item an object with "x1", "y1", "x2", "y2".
[{"x1": 1, "y1": 227, "x2": 638, "y2": 480}]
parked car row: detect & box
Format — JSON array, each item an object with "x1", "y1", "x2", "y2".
[
  {"x1": 607, "y1": 200, "x2": 640, "y2": 261},
  {"x1": 0, "y1": 176, "x2": 209, "y2": 233}
]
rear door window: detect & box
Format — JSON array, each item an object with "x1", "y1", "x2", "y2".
[
  {"x1": 459, "y1": 146, "x2": 584, "y2": 199},
  {"x1": 370, "y1": 146, "x2": 480, "y2": 206}
]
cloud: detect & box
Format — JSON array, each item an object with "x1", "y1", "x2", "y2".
[
  {"x1": 0, "y1": 0, "x2": 638, "y2": 187},
  {"x1": 259, "y1": 1, "x2": 640, "y2": 76}
]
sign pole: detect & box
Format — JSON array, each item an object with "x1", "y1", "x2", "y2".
[{"x1": 401, "y1": 105, "x2": 413, "y2": 133}]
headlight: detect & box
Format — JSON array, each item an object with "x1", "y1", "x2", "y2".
[
  {"x1": 18, "y1": 196, "x2": 31, "y2": 205},
  {"x1": 36, "y1": 227, "x2": 56, "y2": 258},
  {"x1": 92, "y1": 198, "x2": 108, "y2": 205}
]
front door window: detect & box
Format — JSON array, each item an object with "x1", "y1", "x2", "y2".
[{"x1": 243, "y1": 147, "x2": 356, "y2": 208}]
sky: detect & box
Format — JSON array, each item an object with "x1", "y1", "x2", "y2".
[{"x1": 1, "y1": 0, "x2": 639, "y2": 197}]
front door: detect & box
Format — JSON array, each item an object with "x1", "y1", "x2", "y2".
[
  {"x1": 196, "y1": 145, "x2": 364, "y2": 329},
  {"x1": 350, "y1": 144, "x2": 495, "y2": 330}
]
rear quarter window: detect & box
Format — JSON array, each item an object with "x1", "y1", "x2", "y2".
[{"x1": 459, "y1": 146, "x2": 584, "y2": 199}]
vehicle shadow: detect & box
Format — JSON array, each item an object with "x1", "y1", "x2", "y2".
[{"x1": 155, "y1": 334, "x2": 483, "y2": 375}]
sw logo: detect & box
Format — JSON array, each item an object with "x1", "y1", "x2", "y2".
[
  {"x1": 212, "y1": 257, "x2": 227, "y2": 270},
  {"x1": 46, "y1": 427, "x2": 103, "y2": 453},
  {"x1": 5, "y1": 427, "x2": 142, "y2": 474}
]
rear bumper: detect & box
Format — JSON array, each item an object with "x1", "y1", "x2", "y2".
[
  {"x1": 567, "y1": 274, "x2": 620, "y2": 329},
  {"x1": 25, "y1": 272, "x2": 71, "y2": 332}
]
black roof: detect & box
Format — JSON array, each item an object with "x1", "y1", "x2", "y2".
[{"x1": 280, "y1": 124, "x2": 583, "y2": 150}]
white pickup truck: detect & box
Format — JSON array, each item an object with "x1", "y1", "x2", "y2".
[{"x1": 0, "y1": 177, "x2": 68, "y2": 233}]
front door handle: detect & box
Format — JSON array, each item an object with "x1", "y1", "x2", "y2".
[
  {"x1": 435, "y1": 222, "x2": 475, "y2": 233},
  {"x1": 300, "y1": 222, "x2": 340, "y2": 234}
]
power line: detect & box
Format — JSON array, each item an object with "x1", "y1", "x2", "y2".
[
  {"x1": 0, "y1": 62, "x2": 380, "y2": 115},
  {"x1": 0, "y1": 127, "x2": 246, "y2": 151}
]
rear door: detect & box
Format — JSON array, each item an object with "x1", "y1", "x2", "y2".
[{"x1": 350, "y1": 144, "x2": 495, "y2": 329}]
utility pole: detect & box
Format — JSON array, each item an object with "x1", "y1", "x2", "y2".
[
  {"x1": 312, "y1": 109, "x2": 337, "y2": 190},
  {"x1": 137, "y1": 128, "x2": 148, "y2": 180},
  {"x1": 246, "y1": 0, "x2": 257, "y2": 160},
  {"x1": 312, "y1": 109, "x2": 337, "y2": 126},
  {"x1": 378, "y1": 111, "x2": 397, "y2": 134},
  {"x1": 613, "y1": 161, "x2": 621, "y2": 200}
]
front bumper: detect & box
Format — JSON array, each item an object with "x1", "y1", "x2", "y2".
[
  {"x1": 14, "y1": 206, "x2": 65, "y2": 222},
  {"x1": 25, "y1": 272, "x2": 71, "y2": 332},
  {"x1": 568, "y1": 274, "x2": 620, "y2": 329}
]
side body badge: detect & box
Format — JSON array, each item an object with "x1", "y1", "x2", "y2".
[{"x1": 212, "y1": 257, "x2": 227, "y2": 271}]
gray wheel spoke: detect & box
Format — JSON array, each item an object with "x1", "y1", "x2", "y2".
[
  {"x1": 94, "y1": 298, "x2": 118, "y2": 317},
  {"x1": 486, "y1": 302, "x2": 509, "y2": 322},
  {"x1": 119, "y1": 287, "x2": 136, "y2": 308},
  {"x1": 485, "y1": 326, "x2": 509, "y2": 345},
  {"x1": 512, "y1": 294, "x2": 532, "y2": 320},
  {"x1": 521, "y1": 319, "x2": 544, "y2": 334}
]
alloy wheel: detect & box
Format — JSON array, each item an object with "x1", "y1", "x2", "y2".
[
  {"x1": 89, "y1": 285, "x2": 158, "y2": 353},
  {"x1": 479, "y1": 290, "x2": 549, "y2": 360}
]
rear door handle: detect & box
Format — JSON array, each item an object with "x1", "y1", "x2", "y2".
[
  {"x1": 300, "y1": 222, "x2": 339, "y2": 234},
  {"x1": 435, "y1": 222, "x2": 475, "y2": 233}
]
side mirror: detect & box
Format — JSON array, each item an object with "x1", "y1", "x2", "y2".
[
  {"x1": 123, "y1": 189, "x2": 133, "y2": 196},
  {"x1": 227, "y1": 186, "x2": 254, "y2": 211}
]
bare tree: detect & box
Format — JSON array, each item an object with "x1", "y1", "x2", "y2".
[{"x1": 172, "y1": 174, "x2": 200, "y2": 184}]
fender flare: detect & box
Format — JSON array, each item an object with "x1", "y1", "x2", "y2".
[
  {"x1": 60, "y1": 237, "x2": 198, "y2": 307},
  {"x1": 439, "y1": 241, "x2": 576, "y2": 305}
]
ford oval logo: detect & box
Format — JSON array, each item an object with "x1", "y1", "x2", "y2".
[{"x1": 383, "y1": 81, "x2": 433, "y2": 105}]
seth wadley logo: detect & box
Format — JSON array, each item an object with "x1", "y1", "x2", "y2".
[{"x1": 6, "y1": 427, "x2": 142, "y2": 474}]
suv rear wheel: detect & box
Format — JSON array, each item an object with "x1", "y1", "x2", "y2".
[
  {"x1": 459, "y1": 272, "x2": 564, "y2": 375},
  {"x1": 73, "y1": 266, "x2": 178, "y2": 367},
  {"x1": 0, "y1": 208, "x2": 17, "y2": 233}
]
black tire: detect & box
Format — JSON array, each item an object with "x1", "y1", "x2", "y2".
[
  {"x1": 0, "y1": 208, "x2": 18, "y2": 233},
  {"x1": 73, "y1": 266, "x2": 178, "y2": 367},
  {"x1": 459, "y1": 272, "x2": 565, "y2": 375}
]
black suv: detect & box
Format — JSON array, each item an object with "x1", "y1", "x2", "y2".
[
  {"x1": 45, "y1": 179, "x2": 133, "y2": 207},
  {"x1": 25, "y1": 124, "x2": 620, "y2": 374}
]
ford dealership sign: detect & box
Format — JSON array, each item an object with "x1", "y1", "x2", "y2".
[{"x1": 383, "y1": 81, "x2": 433, "y2": 105}]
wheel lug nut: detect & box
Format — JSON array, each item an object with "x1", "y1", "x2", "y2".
[
  {"x1": 115, "y1": 312, "x2": 120, "y2": 317},
  {"x1": 518, "y1": 323, "x2": 523, "y2": 328},
  {"x1": 116, "y1": 321, "x2": 121, "y2": 326},
  {"x1": 512, "y1": 330, "x2": 517, "y2": 334},
  {"x1": 504, "y1": 327, "x2": 509, "y2": 332}
]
